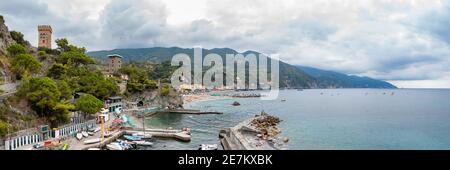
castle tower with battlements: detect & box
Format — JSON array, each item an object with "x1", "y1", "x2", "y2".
[{"x1": 38, "y1": 25, "x2": 52, "y2": 49}]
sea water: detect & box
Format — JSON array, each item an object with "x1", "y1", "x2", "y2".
[{"x1": 142, "y1": 89, "x2": 450, "y2": 150}]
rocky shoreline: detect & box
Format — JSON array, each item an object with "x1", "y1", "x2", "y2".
[{"x1": 219, "y1": 112, "x2": 288, "y2": 150}]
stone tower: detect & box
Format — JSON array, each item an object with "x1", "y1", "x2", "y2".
[
  {"x1": 38, "y1": 25, "x2": 52, "y2": 49},
  {"x1": 108, "y1": 54, "x2": 123, "y2": 73}
]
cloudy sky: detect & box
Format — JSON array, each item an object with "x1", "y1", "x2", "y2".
[{"x1": 1, "y1": 0, "x2": 450, "y2": 88}]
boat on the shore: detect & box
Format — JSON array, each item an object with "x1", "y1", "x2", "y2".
[
  {"x1": 106, "y1": 143, "x2": 123, "y2": 150},
  {"x1": 88, "y1": 131, "x2": 95, "y2": 136},
  {"x1": 199, "y1": 144, "x2": 218, "y2": 150},
  {"x1": 124, "y1": 135, "x2": 142, "y2": 141},
  {"x1": 88, "y1": 148, "x2": 101, "y2": 150},
  {"x1": 106, "y1": 141, "x2": 132, "y2": 150},
  {"x1": 93, "y1": 127, "x2": 101, "y2": 133},
  {"x1": 84, "y1": 138, "x2": 101, "y2": 145},
  {"x1": 76, "y1": 133, "x2": 83, "y2": 140},
  {"x1": 82, "y1": 131, "x2": 89, "y2": 138},
  {"x1": 132, "y1": 132, "x2": 152, "y2": 139},
  {"x1": 135, "y1": 140, "x2": 153, "y2": 146}
]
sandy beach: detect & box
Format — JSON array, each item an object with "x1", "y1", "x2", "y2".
[{"x1": 182, "y1": 93, "x2": 230, "y2": 104}]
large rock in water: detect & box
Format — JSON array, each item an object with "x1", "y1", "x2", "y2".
[{"x1": 0, "y1": 15, "x2": 15, "y2": 55}]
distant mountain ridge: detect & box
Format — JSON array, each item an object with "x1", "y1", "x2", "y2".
[
  {"x1": 87, "y1": 47, "x2": 396, "y2": 89},
  {"x1": 297, "y1": 66, "x2": 396, "y2": 88}
]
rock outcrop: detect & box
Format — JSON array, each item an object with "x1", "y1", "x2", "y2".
[{"x1": 0, "y1": 15, "x2": 15, "y2": 55}]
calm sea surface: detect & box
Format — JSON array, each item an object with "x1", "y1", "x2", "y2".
[{"x1": 142, "y1": 89, "x2": 450, "y2": 150}]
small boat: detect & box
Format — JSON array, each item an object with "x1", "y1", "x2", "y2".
[
  {"x1": 281, "y1": 99, "x2": 286, "y2": 102},
  {"x1": 93, "y1": 127, "x2": 101, "y2": 133},
  {"x1": 88, "y1": 132, "x2": 95, "y2": 136},
  {"x1": 132, "y1": 132, "x2": 152, "y2": 139},
  {"x1": 123, "y1": 135, "x2": 142, "y2": 141},
  {"x1": 82, "y1": 131, "x2": 89, "y2": 137},
  {"x1": 103, "y1": 132, "x2": 113, "y2": 137},
  {"x1": 76, "y1": 133, "x2": 83, "y2": 140},
  {"x1": 232, "y1": 101, "x2": 241, "y2": 106},
  {"x1": 84, "y1": 138, "x2": 101, "y2": 145},
  {"x1": 88, "y1": 148, "x2": 101, "y2": 150},
  {"x1": 106, "y1": 143, "x2": 123, "y2": 150},
  {"x1": 135, "y1": 140, "x2": 153, "y2": 146},
  {"x1": 199, "y1": 144, "x2": 218, "y2": 150},
  {"x1": 117, "y1": 139, "x2": 136, "y2": 145}
]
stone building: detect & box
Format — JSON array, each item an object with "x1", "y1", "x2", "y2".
[
  {"x1": 38, "y1": 25, "x2": 52, "y2": 49},
  {"x1": 107, "y1": 54, "x2": 122, "y2": 73}
]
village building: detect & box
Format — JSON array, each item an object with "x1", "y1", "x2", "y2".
[
  {"x1": 105, "y1": 96, "x2": 123, "y2": 113},
  {"x1": 107, "y1": 54, "x2": 122, "y2": 73},
  {"x1": 38, "y1": 25, "x2": 52, "y2": 49}
]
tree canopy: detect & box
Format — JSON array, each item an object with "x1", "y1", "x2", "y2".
[
  {"x1": 77, "y1": 72, "x2": 118, "y2": 100},
  {"x1": 119, "y1": 64, "x2": 157, "y2": 93},
  {"x1": 47, "y1": 63, "x2": 68, "y2": 80},
  {"x1": 6, "y1": 43, "x2": 27, "y2": 57},
  {"x1": 11, "y1": 53, "x2": 42, "y2": 79},
  {"x1": 10, "y1": 31, "x2": 27, "y2": 46},
  {"x1": 56, "y1": 51, "x2": 95, "y2": 66},
  {"x1": 17, "y1": 77, "x2": 74, "y2": 126},
  {"x1": 75, "y1": 94, "x2": 103, "y2": 117}
]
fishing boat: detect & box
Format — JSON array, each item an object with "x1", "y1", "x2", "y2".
[
  {"x1": 88, "y1": 148, "x2": 101, "y2": 150},
  {"x1": 82, "y1": 131, "x2": 89, "y2": 137},
  {"x1": 76, "y1": 132, "x2": 83, "y2": 140},
  {"x1": 135, "y1": 140, "x2": 153, "y2": 146},
  {"x1": 117, "y1": 139, "x2": 136, "y2": 145},
  {"x1": 107, "y1": 141, "x2": 132, "y2": 150},
  {"x1": 88, "y1": 131, "x2": 95, "y2": 136},
  {"x1": 106, "y1": 143, "x2": 123, "y2": 150},
  {"x1": 132, "y1": 132, "x2": 152, "y2": 139},
  {"x1": 93, "y1": 127, "x2": 101, "y2": 133},
  {"x1": 84, "y1": 138, "x2": 101, "y2": 145},
  {"x1": 123, "y1": 135, "x2": 142, "y2": 141},
  {"x1": 199, "y1": 144, "x2": 218, "y2": 150}
]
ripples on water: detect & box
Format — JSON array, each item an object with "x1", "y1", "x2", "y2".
[{"x1": 142, "y1": 89, "x2": 450, "y2": 150}]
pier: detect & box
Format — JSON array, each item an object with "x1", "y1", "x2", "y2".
[{"x1": 71, "y1": 127, "x2": 191, "y2": 150}]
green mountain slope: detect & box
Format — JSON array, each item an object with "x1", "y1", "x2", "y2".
[{"x1": 87, "y1": 47, "x2": 395, "y2": 89}]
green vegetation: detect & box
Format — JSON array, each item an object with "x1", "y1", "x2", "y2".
[
  {"x1": 11, "y1": 53, "x2": 42, "y2": 79},
  {"x1": 119, "y1": 64, "x2": 158, "y2": 93},
  {"x1": 10, "y1": 31, "x2": 27, "y2": 46},
  {"x1": 6, "y1": 43, "x2": 26, "y2": 57},
  {"x1": 17, "y1": 77, "x2": 73, "y2": 126},
  {"x1": 38, "y1": 47, "x2": 59, "y2": 55},
  {"x1": 75, "y1": 94, "x2": 103, "y2": 118},
  {"x1": 77, "y1": 72, "x2": 118, "y2": 100},
  {"x1": 56, "y1": 38, "x2": 86, "y2": 53},
  {"x1": 150, "y1": 60, "x2": 179, "y2": 83},
  {"x1": 47, "y1": 63, "x2": 68, "y2": 80},
  {"x1": 12, "y1": 38, "x2": 121, "y2": 127},
  {"x1": 38, "y1": 51, "x2": 48, "y2": 61},
  {"x1": 0, "y1": 120, "x2": 6, "y2": 137},
  {"x1": 57, "y1": 80, "x2": 72, "y2": 100},
  {"x1": 161, "y1": 85, "x2": 170, "y2": 96},
  {"x1": 56, "y1": 51, "x2": 95, "y2": 66}
]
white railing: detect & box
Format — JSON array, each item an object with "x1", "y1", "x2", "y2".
[{"x1": 3, "y1": 119, "x2": 96, "y2": 150}]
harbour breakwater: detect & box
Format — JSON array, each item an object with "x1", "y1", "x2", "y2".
[{"x1": 219, "y1": 112, "x2": 288, "y2": 150}]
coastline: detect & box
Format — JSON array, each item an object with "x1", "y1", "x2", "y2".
[{"x1": 182, "y1": 93, "x2": 231, "y2": 105}]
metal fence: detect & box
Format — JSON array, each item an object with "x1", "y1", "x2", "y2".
[{"x1": 3, "y1": 119, "x2": 96, "y2": 150}]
